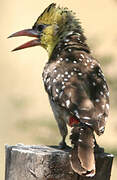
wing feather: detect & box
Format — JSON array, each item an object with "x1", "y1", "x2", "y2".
[{"x1": 43, "y1": 51, "x2": 109, "y2": 135}]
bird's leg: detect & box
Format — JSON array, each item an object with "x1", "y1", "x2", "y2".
[
  {"x1": 49, "y1": 99, "x2": 70, "y2": 149},
  {"x1": 56, "y1": 119, "x2": 70, "y2": 149},
  {"x1": 59, "y1": 135, "x2": 68, "y2": 149}
]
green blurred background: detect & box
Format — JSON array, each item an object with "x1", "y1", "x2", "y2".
[{"x1": 0, "y1": 0, "x2": 117, "y2": 179}]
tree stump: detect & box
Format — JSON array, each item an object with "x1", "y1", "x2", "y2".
[{"x1": 5, "y1": 144, "x2": 114, "y2": 180}]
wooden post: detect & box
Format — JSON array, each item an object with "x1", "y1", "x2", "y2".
[{"x1": 5, "y1": 144, "x2": 113, "y2": 180}]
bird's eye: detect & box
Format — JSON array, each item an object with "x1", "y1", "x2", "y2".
[
  {"x1": 32, "y1": 24, "x2": 49, "y2": 32},
  {"x1": 37, "y1": 24, "x2": 45, "y2": 32}
]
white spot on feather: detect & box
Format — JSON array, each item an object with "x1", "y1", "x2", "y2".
[
  {"x1": 78, "y1": 139, "x2": 82, "y2": 142},
  {"x1": 68, "y1": 75, "x2": 71, "y2": 78},
  {"x1": 106, "y1": 104, "x2": 109, "y2": 110},
  {"x1": 65, "y1": 71, "x2": 68, "y2": 75},
  {"x1": 54, "y1": 69, "x2": 57, "y2": 73},
  {"x1": 57, "y1": 60, "x2": 60, "y2": 64},
  {"x1": 59, "y1": 91, "x2": 63, "y2": 98},
  {"x1": 73, "y1": 68, "x2": 77, "y2": 71},
  {"x1": 46, "y1": 78, "x2": 50, "y2": 83},
  {"x1": 53, "y1": 79, "x2": 56, "y2": 83},
  {"x1": 85, "y1": 122, "x2": 92, "y2": 126},
  {"x1": 98, "y1": 73, "x2": 101, "y2": 76},
  {"x1": 89, "y1": 58, "x2": 92, "y2": 62},
  {"x1": 100, "y1": 91, "x2": 104, "y2": 95},
  {"x1": 64, "y1": 39, "x2": 70, "y2": 42},
  {"x1": 103, "y1": 85, "x2": 106, "y2": 89},
  {"x1": 95, "y1": 99, "x2": 100, "y2": 102},
  {"x1": 106, "y1": 91, "x2": 109, "y2": 96},
  {"x1": 74, "y1": 110, "x2": 80, "y2": 118},
  {"x1": 67, "y1": 31, "x2": 73, "y2": 35},
  {"x1": 57, "y1": 74, "x2": 61, "y2": 78},
  {"x1": 60, "y1": 58, "x2": 63, "y2": 61},
  {"x1": 62, "y1": 85, "x2": 65, "y2": 89},
  {"x1": 65, "y1": 58, "x2": 69, "y2": 61},
  {"x1": 48, "y1": 85, "x2": 51, "y2": 90},
  {"x1": 92, "y1": 82, "x2": 96, "y2": 86},
  {"x1": 64, "y1": 78, "x2": 68, "y2": 82},
  {"x1": 62, "y1": 103, "x2": 65, "y2": 107},
  {"x1": 80, "y1": 54, "x2": 85, "y2": 58},
  {"x1": 86, "y1": 59, "x2": 90, "y2": 63},
  {"x1": 56, "y1": 89, "x2": 59, "y2": 93},
  {"x1": 71, "y1": 72, "x2": 74, "y2": 75},
  {"x1": 99, "y1": 126, "x2": 104, "y2": 131},
  {"x1": 90, "y1": 65, "x2": 94, "y2": 69},
  {"x1": 102, "y1": 105, "x2": 105, "y2": 109},
  {"x1": 78, "y1": 73, "x2": 82, "y2": 76},
  {"x1": 73, "y1": 61, "x2": 77, "y2": 64},
  {"x1": 68, "y1": 49, "x2": 72, "y2": 52},
  {"x1": 97, "y1": 113, "x2": 103, "y2": 118},
  {"x1": 66, "y1": 100, "x2": 70, "y2": 107},
  {"x1": 82, "y1": 117, "x2": 91, "y2": 120},
  {"x1": 84, "y1": 63, "x2": 87, "y2": 66},
  {"x1": 79, "y1": 58, "x2": 82, "y2": 62}
]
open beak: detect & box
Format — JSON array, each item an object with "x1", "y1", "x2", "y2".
[{"x1": 8, "y1": 29, "x2": 41, "y2": 51}]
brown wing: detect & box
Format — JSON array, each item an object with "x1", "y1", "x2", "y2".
[{"x1": 43, "y1": 50, "x2": 109, "y2": 135}]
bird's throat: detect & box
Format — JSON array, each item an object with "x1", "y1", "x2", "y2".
[{"x1": 46, "y1": 41, "x2": 59, "y2": 57}]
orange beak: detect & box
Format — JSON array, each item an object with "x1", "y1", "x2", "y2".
[{"x1": 8, "y1": 29, "x2": 41, "y2": 51}]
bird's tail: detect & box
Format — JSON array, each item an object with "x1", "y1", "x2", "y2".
[{"x1": 70, "y1": 124, "x2": 95, "y2": 177}]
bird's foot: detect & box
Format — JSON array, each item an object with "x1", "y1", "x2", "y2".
[{"x1": 58, "y1": 141, "x2": 71, "y2": 150}]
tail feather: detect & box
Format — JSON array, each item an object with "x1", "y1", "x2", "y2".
[{"x1": 70, "y1": 124, "x2": 95, "y2": 177}]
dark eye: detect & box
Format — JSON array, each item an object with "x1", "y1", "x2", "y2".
[
  {"x1": 32, "y1": 24, "x2": 45, "y2": 32},
  {"x1": 37, "y1": 24, "x2": 45, "y2": 32}
]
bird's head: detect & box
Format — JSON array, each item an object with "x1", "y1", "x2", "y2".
[{"x1": 9, "y1": 3, "x2": 83, "y2": 56}]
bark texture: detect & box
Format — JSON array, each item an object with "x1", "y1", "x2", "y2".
[{"x1": 5, "y1": 144, "x2": 113, "y2": 180}]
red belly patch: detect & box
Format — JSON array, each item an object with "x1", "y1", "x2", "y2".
[{"x1": 69, "y1": 116, "x2": 79, "y2": 127}]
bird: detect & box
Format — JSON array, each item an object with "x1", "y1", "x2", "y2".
[{"x1": 8, "y1": 3, "x2": 109, "y2": 177}]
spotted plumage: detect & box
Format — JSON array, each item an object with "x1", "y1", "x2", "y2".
[
  {"x1": 9, "y1": 3, "x2": 109, "y2": 177},
  {"x1": 43, "y1": 32, "x2": 109, "y2": 136}
]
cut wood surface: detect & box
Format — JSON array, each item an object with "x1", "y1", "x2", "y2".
[{"x1": 5, "y1": 144, "x2": 114, "y2": 180}]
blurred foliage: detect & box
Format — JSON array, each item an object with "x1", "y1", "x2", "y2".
[
  {"x1": 106, "y1": 76, "x2": 117, "y2": 106},
  {"x1": 10, "y1": 95, "x2": 31, "y2": 109},
  {"x1": 88, "y1": 36, "x2": 102, "y2": 50},
  {"x1": 100, "y1": 55, "x2": 117, "y2": 107},
  {"x1": 16, "y1": 117, "x2": 57, "y2": 131},
  {"x1": 15, "y1": 116, "x2": 60, "y2": 145},
  {"x1": 99, "y1": 55, "x2": 114, "y2": 66}
]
